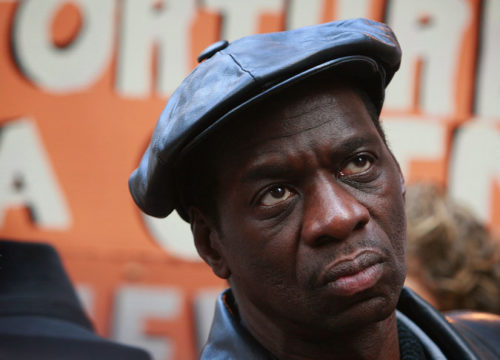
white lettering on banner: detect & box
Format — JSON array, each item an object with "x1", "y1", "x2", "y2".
[
  {"x1": 143, "y1": 212, "x2": 200, "y2": 261},
  {"x1": 382, "y1": 117, "x2": 445, "y2": 177},
  {"x1": 116, "y1": 0, "x2": 195, "y2": 98},
  {"x1": 0, "y1": 119, "x2": 71, "y2": 229},
  {"x1": 287, "y1": 0, "x2": 323, "y2": 29},
  {"x1": 77, "y1": 284, "x2": 220, "y2": 354},
  {"x1": 203, "y1": 0, "x2": 283, "y2": 40},
  {"x1": 449, "y1": 121, "x2": 500, "y2": 223},
  {"x1": 287, "y1": 0, "x2": 371, "y2": 29},
  {"x1": 112, "y1": 286, "x2": 182, "y2": 360},
  {"x1": 475, "y1": 0, "x2": 500, "y2": 121},
  {"x1": 12, "y1": 0, "x2": 115, "y2": 93},
  {"x1": 336, "y1": 0, "x2": 371, "y2": 19},
  {"x1": 385, "y1": 0, "x2": 470, "y2": 115}
]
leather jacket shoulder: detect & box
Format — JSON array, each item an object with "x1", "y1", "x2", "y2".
[
  {"x1": 398, "y1": 287, "x2": 500, "y2": 359},
  {"x1": 446, "y1": 310, "x2": 500, "y2": 359}
]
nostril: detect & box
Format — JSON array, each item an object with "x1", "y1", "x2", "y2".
[
  {"x1": 354, "y1": 218, "x2": 368, "y2": 231},
  {"x1": 314, "y1": 235, "x2": 337, "y2": 247}
]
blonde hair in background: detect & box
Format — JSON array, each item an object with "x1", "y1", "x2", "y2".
[{"x1": 405, "y1": 183, "x2": 500, "y2": 314}]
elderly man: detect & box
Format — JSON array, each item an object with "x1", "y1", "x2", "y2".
[{"x1": 130, "y1": 19, "x2": 500, "y2": 359}]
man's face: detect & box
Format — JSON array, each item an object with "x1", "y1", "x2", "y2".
[{"x1": 196, "y1": 82, "x2": 406, "y2": 337}]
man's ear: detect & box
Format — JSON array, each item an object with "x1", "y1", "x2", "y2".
[{"x1": 190, "y1": 207, "x2": 231, "y2": 279}]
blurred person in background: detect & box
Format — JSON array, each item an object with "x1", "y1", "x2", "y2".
[
  {"x1": 0, "y1": 240, "x2": 152, "y2": 360},
  {"x1": 405, "y1": 183, "x2": 500, "y2": 315}
]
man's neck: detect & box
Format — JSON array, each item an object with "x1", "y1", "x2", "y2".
[{"x1": 241, "y1": 307, "x2": 400, "y2": 360}]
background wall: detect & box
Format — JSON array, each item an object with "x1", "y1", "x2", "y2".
[{"x1": 0, "y1": 0, "x2": 499, "y2": 359}]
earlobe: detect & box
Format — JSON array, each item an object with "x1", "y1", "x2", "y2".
[{"x1": 190, "y1": 207, "x2": 231, "y2": 279}]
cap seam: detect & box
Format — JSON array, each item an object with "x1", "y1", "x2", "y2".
[
  {"x1": 155, "y1": 52, "x2": 257, "y2": 168},
  {"x1": 226, "y1": 52, "x2": 257, "y2": 82}
]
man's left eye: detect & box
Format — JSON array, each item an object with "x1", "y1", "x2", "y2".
[
  {"x1": 259, "y1": 185, "x2": 294, "y2": 206},
  {"x1": 340, "y1": 155, "x2": 373, "y2": 176}
]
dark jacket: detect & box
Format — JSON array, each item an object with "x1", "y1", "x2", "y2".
[
  {"x1": 201, "y1": 288, "x2": 500, "y2": 359},
  {"x1": 0, "y1": 240, "x2": 152, "y2": 360}
]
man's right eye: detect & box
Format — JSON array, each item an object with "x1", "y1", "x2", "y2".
[
  {"x1": 339, "y1": 154, "x2": 374, "y2": 177},
  {"x1": 259, "y1": 185, "x2": 294, "y2": 206}
]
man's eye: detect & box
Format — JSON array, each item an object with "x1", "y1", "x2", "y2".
[
  {"x1": 260, "y1": 185, "x2": 294, "y2": 206},
  {"x1": 340, "y1": 155, "x2": 373, "y2": 176}
]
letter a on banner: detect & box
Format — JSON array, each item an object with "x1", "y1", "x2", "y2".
[{"x1": 0, "y1": 119, "x2": 71, "y2": 229}]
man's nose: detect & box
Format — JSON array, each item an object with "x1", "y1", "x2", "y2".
[{"x1": 301, "y1": 173, "x2": 370, "y2": 246}]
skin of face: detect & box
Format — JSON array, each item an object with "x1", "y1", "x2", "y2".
[{"x1": 190, "y1": 81, "x2": 407, "y2": 359}]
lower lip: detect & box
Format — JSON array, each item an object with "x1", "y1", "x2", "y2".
[{"x1": 326, "y1": 263, "x2": 383, "y2": 297}]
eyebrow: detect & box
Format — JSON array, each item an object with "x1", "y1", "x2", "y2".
[
  {"x1": 339, "y1": 135, "x2": 378, "y2": 154},
  {"x1": 241, "y1": 162, "x2": 297, "y2": 184}
]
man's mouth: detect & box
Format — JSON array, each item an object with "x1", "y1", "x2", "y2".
[{"x1": 319, "y1": 250, "x2": 384, "y2": 297}]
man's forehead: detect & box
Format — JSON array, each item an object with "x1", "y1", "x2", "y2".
[
  {"x1": 202, "y1": 86, "x2": 378, "y2": 173},
  {"x1": 236, "y1": 133, "x2": 382, "y2": 184},
  {"x1": 204, "y1": 82, "x2": 370, "y2": 153}
]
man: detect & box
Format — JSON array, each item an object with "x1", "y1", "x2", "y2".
[{"x1": 129, "y1": 19, "x2": 500, "y2": 359}]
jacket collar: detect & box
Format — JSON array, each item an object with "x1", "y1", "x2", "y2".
[
  {"x1": 398, "y1": 287, "x2": 478, "y2": 359},
  {"x1": 201, "y1": 289, "x2": 275, "y2": 359},
  {"x1": 201, "y1": 287, "x2": 479, "y2": 359}
]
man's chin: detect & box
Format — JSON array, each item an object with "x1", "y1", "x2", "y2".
[{"x1": 318, "y1": 290, "x2": 399, "y2": 334}]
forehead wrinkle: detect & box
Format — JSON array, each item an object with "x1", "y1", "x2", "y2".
[
  {"x1": 230, "y1": 106, "x2": 347, "y2": 157},
  {"x1": 217, "y1": 119, "x2": 379, "y2": 179},
  {"x1": 205, "y1": 87, "x2": 374, "y2": 176},
  {"x1": 232, "y1": 117, "x2": 376, "y2": 161},
  {"x1": 228, "y1": 132, "x2": 379, "y2": 189},
  {"x1": 237, "y1": 116, "x2": 335, "y2": 154},
  {"x1": 240, "y1": 160, "x2": 299, "y2": 184},
  {"x1": 230, "y1": 89, "x2": 366, "y2": 154}
]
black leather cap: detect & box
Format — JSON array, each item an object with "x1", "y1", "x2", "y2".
[{"x1": 129, "y1": 18, "x2": 401, "y2": 220}]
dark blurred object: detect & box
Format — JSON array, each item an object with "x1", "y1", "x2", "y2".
[
  {"x1": 0, "y1": 239, "x2": 151, "y2": 360},
  {"x1": 405, "y1": 184, "x2": 500, "y2": 315}
]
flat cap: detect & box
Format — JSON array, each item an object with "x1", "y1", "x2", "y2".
[{"x1": 129, "y1": 18, "x2": 401, "y2": 220}]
